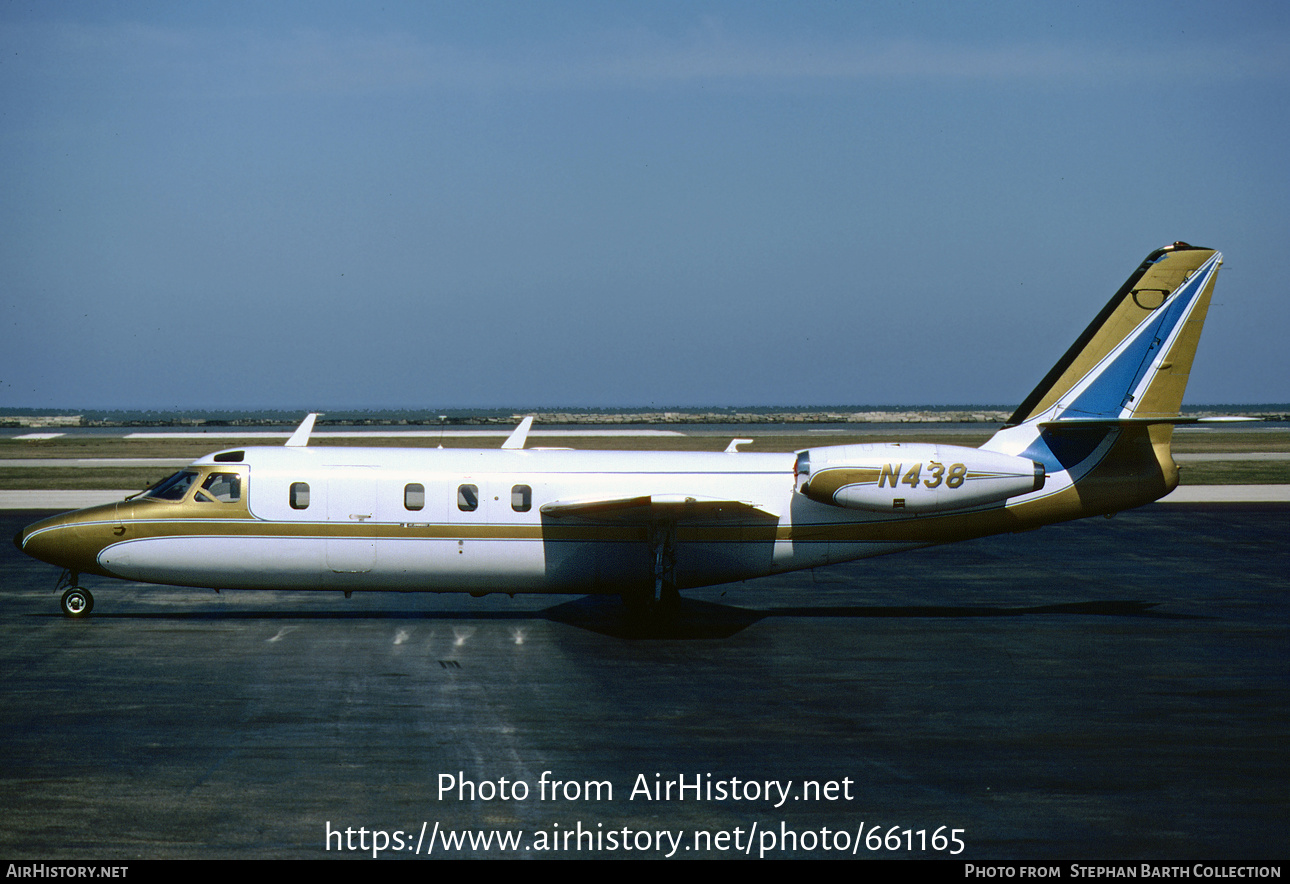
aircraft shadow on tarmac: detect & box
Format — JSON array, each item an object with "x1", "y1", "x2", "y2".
[{"x1": 42, "y1": 595, "x2": 1205, "y2": 640}]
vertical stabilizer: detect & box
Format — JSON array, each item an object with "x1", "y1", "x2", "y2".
[
  {"x1": 1007, "y1": 243, "x2": 1222, "y2": 426},
  {"x1": 984, "y1": 244, "x2": 1223, "y2": 517}
]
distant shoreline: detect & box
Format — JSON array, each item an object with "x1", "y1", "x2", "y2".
[{"x1": 3, "y1": 406, "x2": 1288, "y2": 429}]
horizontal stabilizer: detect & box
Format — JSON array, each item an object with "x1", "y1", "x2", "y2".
[{"x1": 1036, "y1": 415, "x2": 1254, "y2": 427}]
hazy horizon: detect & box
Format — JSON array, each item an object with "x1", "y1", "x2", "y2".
[{"x1": 5, "y1": 403, "x2": 1287, "y2": 420}]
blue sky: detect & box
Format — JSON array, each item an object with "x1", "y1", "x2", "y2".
[{"x1": 2, "y1": 1, "x2": 1287, "y2": 409}]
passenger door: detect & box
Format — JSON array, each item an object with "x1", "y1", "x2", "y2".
[{"x1": 326, "y1": 468, "x2": 377, "y2": 573}]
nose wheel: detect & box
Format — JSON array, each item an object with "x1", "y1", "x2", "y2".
[{"x1": 60, "y1": 586, "x2": 93, "y2": 618}]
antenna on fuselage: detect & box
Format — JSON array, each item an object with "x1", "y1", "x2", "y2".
[{"x1": 286, "y1": 413, "x2": 319, "y2": 447}]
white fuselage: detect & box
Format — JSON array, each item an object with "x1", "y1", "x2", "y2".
[{"x1": 90, "y1": 445, "x2": 938, "y2": 594}]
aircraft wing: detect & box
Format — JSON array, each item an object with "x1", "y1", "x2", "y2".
[
  {"x1": 501, "y1": 415, "x2": 534, "y2": 449},
  {"x1": 540, "y1": 494, "x2": 778, "y2": 522}
]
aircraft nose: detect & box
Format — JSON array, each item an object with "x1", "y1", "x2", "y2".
[
  {"x1": 16, "y1": 513, "x2": 89, "y2": 569},
  {"x1": 16, "y1": 505, "x2": 120, "y2": 573},
  {"x1": 16, "y1": 521, "x2": 55, "y2": 563}
]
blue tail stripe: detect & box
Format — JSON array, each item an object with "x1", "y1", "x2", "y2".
[
  {"x1": 1061, "y1": 263, "x2": 1209, "y2": 419},
  {"x1": 1021, "y1": 425, "x2": 1114, "y2": 472}
]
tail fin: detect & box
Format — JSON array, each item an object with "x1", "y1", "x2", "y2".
[
  {"x1": 984, "y1": 243, "x2": 1223, "y2": 515},
  {"x1": 1007, "y1": 242, "x2": 1223, "y2": 426}
]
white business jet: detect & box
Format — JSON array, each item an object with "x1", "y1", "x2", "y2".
[{"x1": 17, "y1": 243, "x2": 1225, "y2": 619}]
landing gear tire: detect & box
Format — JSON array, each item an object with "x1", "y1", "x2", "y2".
[
  {"x1": 621, "y1": 586, "x2": 654, "y2": 619},
  {"x1": 620, "y1": 584, "x2": 681, "y2": 627},
  {"x1": 658, "y1": 584, "x2": 681, "y2": 620},
  {"x1": 60, "y1": 587, "x2": 93, "y2": 618}
]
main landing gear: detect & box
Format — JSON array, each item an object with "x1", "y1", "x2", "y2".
[
  {"x1": 56, "y1": 571, "x2": 93, "y2": 618},
  {"x1": 620, "y1": 520, "x2": 682, "y2": 624}
]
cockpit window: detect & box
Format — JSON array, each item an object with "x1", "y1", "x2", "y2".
[
  {"x1": 196, "y1": 473, "x2": 241, "y2": 503},
  {"x1": 142, "y1": 470, "x2": 200, "y2": 501}
]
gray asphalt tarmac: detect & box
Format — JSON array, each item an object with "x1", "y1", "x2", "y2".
[{"x1": 1, "y1": 505, "x2": 1286, "y2": 860}]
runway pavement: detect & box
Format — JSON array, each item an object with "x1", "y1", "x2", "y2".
[{"x1": 1, "y1": 504, "x2": 1286, "y2": 860}]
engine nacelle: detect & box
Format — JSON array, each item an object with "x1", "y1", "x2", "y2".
[{"x1": 796, "y1": 442, "x2": 1045, "y2": 514}]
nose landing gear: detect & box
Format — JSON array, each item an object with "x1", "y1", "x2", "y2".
[
  {"x1": 60, "y1": 587, "x2": 94, "y2": 618},
  {"x1": 55, "y1": 570, "x2": 93, "y2": 618}
]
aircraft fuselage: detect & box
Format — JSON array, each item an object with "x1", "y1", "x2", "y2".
[{"x1": 17, "y1": 442, "x2": 1054, "y2": 596}]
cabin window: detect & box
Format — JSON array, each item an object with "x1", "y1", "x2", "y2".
[
  {"x1": 511, "y1": 484, "x2": 531, "y2": 512},
  {"x1": 290, "y1": 482, "x2": 310, "y2": 510},
  {"x1": 196, "y1": 472, "x2": 241, "y2": 503},
  {"x1": 213, "y1": 450, "x2": 244, "y2": 463},
  {"x1": 142, "y1": 470, "x2": 200, "y2": 501},
  {"x1": 404, "y1": 483, "x2": 425, "y2": 511},
  {"x1": 457, "y1": 484, "x2": 478, "y2": 512}
]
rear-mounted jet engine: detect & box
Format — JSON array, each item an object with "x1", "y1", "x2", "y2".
[{"x1": 796, "y1": 443, "x2": 1045, "y2": 514}]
